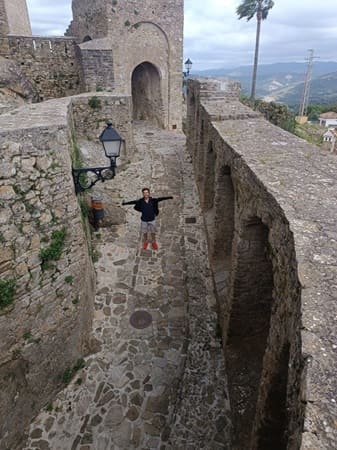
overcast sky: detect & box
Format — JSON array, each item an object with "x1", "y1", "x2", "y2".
[{"x1": 26, "y1": 0, "x2": 337, "y2": 70}]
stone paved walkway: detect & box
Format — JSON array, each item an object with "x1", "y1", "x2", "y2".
[{"x1": 24, "y1": 122, "x2": 230, "y2": 450}]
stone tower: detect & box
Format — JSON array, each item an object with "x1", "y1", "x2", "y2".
[
  {"x1": 68, "y1": 0, "x2": 184, "y2": 130},
  {"x1": 0, "y1": 0, "x2": 31, "y2": 36}
]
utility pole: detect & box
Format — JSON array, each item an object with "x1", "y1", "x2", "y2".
[{"x1": 299, "y1": 49, "x2": 317, "y2": 117}]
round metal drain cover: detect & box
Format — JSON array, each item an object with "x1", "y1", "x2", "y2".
[{"x1": 129, "y1": 310, "x2": 153, "y2": 329}]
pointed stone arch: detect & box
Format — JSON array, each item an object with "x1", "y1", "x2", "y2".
[{"x1": 131, "y1": 61, "x2": 164, "y2": 128}]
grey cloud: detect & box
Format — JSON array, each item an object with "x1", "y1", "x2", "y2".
[
  {"x1": 27, "y1": 0, "x2": 72, "y2": 35},
  {"x1": 26, "y1": 0, "x2": 337, "y2": 70}
]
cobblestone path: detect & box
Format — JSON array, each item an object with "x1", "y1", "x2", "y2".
[{"x1": 24, "y1": 123, "x2": 230, "y2": 450}]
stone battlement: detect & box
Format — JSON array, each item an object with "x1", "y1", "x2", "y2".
[{"x1": 0, "y1": 35, "x2": 80, "y2": 100}]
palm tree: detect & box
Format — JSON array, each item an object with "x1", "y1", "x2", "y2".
[{"x1": 237, "y1": 0, "x2": 274, "y2": 101}]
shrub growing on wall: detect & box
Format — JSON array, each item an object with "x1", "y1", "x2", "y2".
[
  {"x1": 241, "y1": 96, "x2": 296, "y2": 133},
  {"x1": 88, "y1": 96, "x2": 102, "y2": 109},
  {"x1": 39, "y1": 228, "x2": 66, "y2": 270},
  {"x1": 0, "y1": 278, "x2": 16, "y2": 310}
]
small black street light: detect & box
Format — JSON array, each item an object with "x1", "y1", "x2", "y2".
[
  {"x1": 183, "y1": 58, "x2": 193, "y2": 78},
  {"x1": 99, "y1": 121, "x2": 124, "y2": 160},
  {"x1": 72, "y1": 121, "x2": 124, "y2": 194}
]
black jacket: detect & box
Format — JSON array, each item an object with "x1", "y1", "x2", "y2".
[{"x1": 122, "y1": 196, "x2": 173, "y2": 217}]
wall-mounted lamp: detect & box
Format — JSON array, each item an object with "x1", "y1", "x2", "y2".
[
  {"x1": 72, "y1": 121, "x2": 124, "y2": 194},
  {"x1": 183, "y1": 58, "x2": 193, "y2": 78}
]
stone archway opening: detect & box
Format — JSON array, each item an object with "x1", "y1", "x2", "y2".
[
  {"x1": 213, "y1": 164, "x2": 234, "y2": 266},
  {"x1": 131, "y1": 62, "x2": 164, "y2": 128},
  {"x1": 201, "y1": 139, "x2": 217, "y2": 251},
  {"x1": 226, "y1": 217, "x2": 275, "y2": 449},
  {"x1": 211, "y1": 164, "x2": 235, "y2": 317},
  {"x1": 201, "y1": 140, "x2": 216, "y2": 211}
]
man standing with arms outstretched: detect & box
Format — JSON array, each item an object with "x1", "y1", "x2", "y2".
[{"x1": 122, "y1": 188, "x2": 173, "y2": 250}]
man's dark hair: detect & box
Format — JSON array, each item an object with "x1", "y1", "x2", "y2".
[{"x1": 142, "y1": 187, "x2": 150, "y2": 193}]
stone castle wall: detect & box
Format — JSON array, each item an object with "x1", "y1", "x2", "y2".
[
  {"x1": 66, "y1": 0, "x2": 108, "y2": 40},
  {"x1": 0, "y1": 0, "x2": 31, "y2": 36},
  {"x1": 0, "y1": 36, "x2": 80, "y2": 101},
  {"x1": 0, "y1": 92, "x2": 133, "y2": 449},
  {"x1": 70, "y1": 92, "x2": 134, "y2": 162},
  {"x1": 69, "y1": 0, "x2": 184, "y2": 130},
  {"x1": 0, "y1": 0, "x2": 8, "y2": 36},
  {"x1": 1, "y1": 0, "x2": 183, "y2": 130},
  {"x1": 76, "y1": 43, "x2": 114, "y2": 93},
  {"x1": 186, "y1": 79, "x2": 337, "y2": 449},
  {"x1": 0, "y1": 100, "x2": 94, "y2": 449},
  {"x1": 111, "y1": 0, "x2": 183, "y2": 130}
]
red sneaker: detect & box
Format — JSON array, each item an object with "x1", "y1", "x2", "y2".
[
  {"x1": 152, "y1": 242, "x2": 158, "y2": 250},
  {"x1": 143, "y1": 241, "x2": 148, "y2": 250}
]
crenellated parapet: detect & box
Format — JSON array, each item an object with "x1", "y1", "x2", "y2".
[{"x1": 0, "y1": 35, "x2": 81, "y2": 101}]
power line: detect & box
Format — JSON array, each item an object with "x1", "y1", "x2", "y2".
[{"x1": 299, "y1": 49, "x2": 319, "y2": 116}]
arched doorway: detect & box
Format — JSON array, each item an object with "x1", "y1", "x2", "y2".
[{"x1": 131, "y1": 62, "x2": 164, "y2": 128}]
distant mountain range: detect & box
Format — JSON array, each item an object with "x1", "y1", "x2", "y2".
[{"x1": 193, "y1": 62, "x2": 337, "y2": 108}]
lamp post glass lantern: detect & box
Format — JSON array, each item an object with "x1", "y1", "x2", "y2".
[
  {"x1": 72, "y1": 121, "x2": 124, "y2": 194},
  {"x1": 99, "y1": 121, "x2": 124, "y2": 160},
  {"x1": 184, "y1": 58, "x2": 193, "y2": 77}
]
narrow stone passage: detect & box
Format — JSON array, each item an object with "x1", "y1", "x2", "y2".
[{"x1": 23, "y1": 122, "x2": 230, "y2": 450}]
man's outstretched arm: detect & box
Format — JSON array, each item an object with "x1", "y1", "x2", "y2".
[
  {"x1": 156, "y1": 196, "x2": 173, "y2": 202},
  {"x1": 121, "y1": 199, "x2": 138, "y2": 205}
]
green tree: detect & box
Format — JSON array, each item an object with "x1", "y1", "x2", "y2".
[
  {"x1": 241, "y1": 95, "x2": 295, "y2": 132},
  {"x1": 237, "y1": 0, "x2": 275, "y2": 101},
  {"x1": 306, "y1": 104, "x2": 337, "y2": 121}
]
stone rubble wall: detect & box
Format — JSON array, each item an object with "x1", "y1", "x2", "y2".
[
  {"x1": 0, "y1": 92, "x2": 133, "y2": 449},
  {"x1": 0, "y1": 55, "x2": 38, "y2": 113},
  {"x1": 66, "y1": 0, "x2": 109, "y2": 41},
  {"x1": 76, "y1": 44, "x2": 114, "y2": 93},
  {"x1": 0, "y1": 36, "x2": 81, "y2": 101},
  {"x1": 186, "y1": 78, "x2": 337, "y2": 449},
  {"x1": 70, "y1": 93, "x2": 134, "y2": 164}
]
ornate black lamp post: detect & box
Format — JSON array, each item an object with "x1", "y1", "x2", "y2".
[
  {"x1": 183, "y1": 58, "x2": 193, "y2": 78},
  {"x1": 72, "y1": 121, "x2": 124, "y2": 194}
]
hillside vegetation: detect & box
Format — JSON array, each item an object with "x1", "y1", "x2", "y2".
[
  {"x1": 195, "y1": 62, "x2": 337, "y2": 108},
  {"x1": 293, "y1": 123, "x2": 324, "y2": 146},
  {"x1": 240, "y1": 96, "x2": 332, "y2": 149}
]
